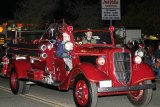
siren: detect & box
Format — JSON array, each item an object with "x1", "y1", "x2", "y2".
[
  {"x1": 109, "y1": 26, "x2": 114, "y2": 32},
  {"x1": 67, "y1": 26, "x2": 73, "y2": 32}
]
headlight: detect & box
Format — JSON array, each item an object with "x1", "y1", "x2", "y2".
[
  {"x1": 40, "y1": 44, "x2": 47, "y2": 51},
  {"x1": 40, "y1": 53, "x2": 47, "y2": 59},
  {"x1": 137, "y1": 51, "x2": 144, "y2": 57},
  {"x1": 64, "y1": 41, "x2": 73, "y2": 51},
  {"x1": 135, "y1": 50, "x2": 144, "y2": 57},
  {"x1": 97, "y1": 57, "x2": 105, "y2": 65},
  {"x1": 134, "y1": 56, "x2": 142, "y2": 64}
]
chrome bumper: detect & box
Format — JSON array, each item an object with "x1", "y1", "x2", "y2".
[{"x1": 98, "y1": 83, "x2": 156, "y2": 92}]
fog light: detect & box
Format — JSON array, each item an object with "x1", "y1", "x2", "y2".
[{"x1": 96, "y1": 56, "x2": 105, "y2": 65}]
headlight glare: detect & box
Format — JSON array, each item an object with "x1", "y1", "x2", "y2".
[{"x1": 64, "y1": 41, "x2": 73, "y2": 51}]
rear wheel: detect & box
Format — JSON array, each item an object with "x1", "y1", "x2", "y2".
[
  {"x1": 73, "y1": 74, "x2": 97, "y2": 107},
  {"x1": 127, "y1": 80, "x2": 153, "y2": 106},
  {"x1": 10, "y1": 69, "x2": 23, "y2": 95},
  {"x1": 22, "y1": 82, "x2": 30, "y2": 94}
]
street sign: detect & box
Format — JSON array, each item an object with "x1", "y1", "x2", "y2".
[{"x1": 101, "y1": 0, "x2": 121, "y2": 20}]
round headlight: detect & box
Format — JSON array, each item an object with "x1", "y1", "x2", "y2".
[
  {"x1": 64, "y1": 41, "x2": 73, "y2": 51},
  {"x1": 40, "y1": 53, "x2": 47, "y2": 59},
  {"x1": 40, "y1": 44, "x2": 47, "y2": 51},
  {"x1": 134, "y1": 56, "x2": 142, "y2": 64},
  {"x1": 135, "y1": 50, "x2": 144, "y2": 58},
  {"x1": 97, "y1": 57, "x2": 105, "y2": 65},
  {"x1": 137, "y1": 51, "x2": 144, "y2": 57}
]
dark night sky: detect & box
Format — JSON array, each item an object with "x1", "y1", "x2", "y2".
[
  {"x1": 0, "y1": 0, "x2": 17, "y2": 19},
  {"x1": 0, "y1": 0, "x2": 147, "y2": 20},
  {"x1": 0, "y1": 0, "x2": 129, "y2": 20}
]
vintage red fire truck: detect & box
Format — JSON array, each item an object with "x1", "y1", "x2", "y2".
[{"x1": 0, "y1": 22, "x2": 156, "y2": 107}]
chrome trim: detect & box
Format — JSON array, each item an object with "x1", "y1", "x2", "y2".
[
  {"x1": 113, "y1": 52, "x2": 131, "y2": 85},
  {"x1": 98, "y1": 83, "x2": 156, "y2": 92}
]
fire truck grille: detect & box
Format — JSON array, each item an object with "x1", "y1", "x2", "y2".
[{"x1": 114, "y1": 52, "x2": 131, "y2": 85}]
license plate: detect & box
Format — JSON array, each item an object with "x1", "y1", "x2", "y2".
[{"x1": 99, "y1": 80, "x2": 112, "y2": 87}]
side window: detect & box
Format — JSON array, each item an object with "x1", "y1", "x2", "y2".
[
  {"x1": 6, "y1": 31, "x2": 15, "y2": 44},
  {"x1": 97, "y1": 32, "x2": 112, "y2": 44}
]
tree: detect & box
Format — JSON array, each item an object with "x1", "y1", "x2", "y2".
[
  {"x1": 64, "y1": 0, "x2": 103, "y2": 29},
  {"x1": 14, "y1": 0, "x2": 60, "y2": 28},
  {"x1": 116, "y1": 0, "x2": 160, "y2": 35}
]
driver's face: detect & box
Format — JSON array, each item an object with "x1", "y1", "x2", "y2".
[{"x1": 85, "y1": 31, "x2": 92, "y2": 39}]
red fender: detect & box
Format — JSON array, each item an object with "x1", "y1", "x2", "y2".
[
  {"x1": 131, "y1": 63, "x2": 155, "y2": 85},
  {"x1": 13, "y1": 60, "x2": 31, "y2": 79},
  {"x1": 76, "y1": 63, "x2": 108, "y2": 81},
  {"x1": 59, "y1": 63, "x2": 108, "y2": 90}
]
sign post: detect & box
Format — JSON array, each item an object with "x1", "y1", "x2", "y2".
[{"x1": 101, "y1": 0, "x2": 121, "y2": 26}]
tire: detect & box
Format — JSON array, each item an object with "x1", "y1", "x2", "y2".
[
  {"x1": 73, "y1": 74, "x2": 97, "y2": 107},
  {"x1": 10, "y1": 69, "x2": 23, "y2": 95},
  {"x1": 127, "y1": 80, "x2": 153, "y2": 106},
  {"x1": 21, "y1": 82, "x2": 30, "y2": 94}
]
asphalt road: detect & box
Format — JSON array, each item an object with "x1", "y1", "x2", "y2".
[{"x1": 0, "y1": 78, "x2": 160, "y2": 107}]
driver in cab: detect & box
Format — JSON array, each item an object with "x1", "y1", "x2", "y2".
[{"x1": 82, "y1": 29, "x2": 96, "y2": 44}]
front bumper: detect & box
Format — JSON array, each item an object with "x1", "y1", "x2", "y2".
[{"x1": 98, "y1": 83, "x2": 156, "y2": 92}]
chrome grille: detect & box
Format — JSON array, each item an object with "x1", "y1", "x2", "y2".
[{"x1": 114, "y1": 52, "x2": 131, "y2": 85}]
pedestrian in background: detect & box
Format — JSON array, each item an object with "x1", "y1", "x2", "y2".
[{"x1": 152, "y1": 42, "x2": 160, "y2": 79}]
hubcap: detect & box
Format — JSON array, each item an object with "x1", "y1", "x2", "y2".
[
  {"x1": 129, "y1": 90, "x2": 144, "y2": 101},
  {"x1": 75, "y1": 80, "x2": 88, "y2": 106},
  {"x1": 129, "y1": 82, "x2": 144, "y2": 101}
]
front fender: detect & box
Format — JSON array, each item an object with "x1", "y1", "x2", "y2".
[
  {"x1": 131, "y1": 62, "x2": 155, "y2": 85},
  {"x1": 59, "y1": 63, "x2": 108, "y2": 90},
  {"x1": 13, "y1": 60, "x2": 31, "y2": 79},
  {"x1": 76, "y1": 63, "x2": 108, "y2": 82}
]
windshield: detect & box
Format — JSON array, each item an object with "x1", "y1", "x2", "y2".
[{"x1": 74, "y1": 31, "x2": 112, "y2": 46}]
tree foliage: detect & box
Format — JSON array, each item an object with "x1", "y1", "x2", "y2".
[
  {"x1": 14, "y1": 0, "x2": 102, "y2": 29},
  {"x1": 14, "y1": 0, "x2": 160, "y2": 34},
  {"x1": 14, "y1": 0, "x2": 60, "y2": 28},
  {"x1": 63, "y1": 0, "x2": 102, "y2": 29},
  {"x1": 116, "y1": 0, "x2": 160, "y2": 35}
]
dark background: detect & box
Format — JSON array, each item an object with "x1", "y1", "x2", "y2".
[
  {"x1": 0, "y1": 0, "x2": 160, "y2": 35},
  {"x1": 0, "y1": 0, "x2": 17, "y2": 19}
]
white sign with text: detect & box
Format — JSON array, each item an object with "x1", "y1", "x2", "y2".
[{"x1": 101, "y1": 0, "x2": 121, "y2": 20}]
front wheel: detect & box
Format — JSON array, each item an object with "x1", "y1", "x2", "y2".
[
  {"x1": 10, "y1": 69, "x2": 23, "y2": 95},
  {"x1": 127, "y1": 80, "x2": 153, "y2": 106},
  {"x1": 73, "y1": 74, "x2": 97, "y2": 107}
]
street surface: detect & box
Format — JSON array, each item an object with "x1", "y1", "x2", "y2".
[{"x1": 0, "y1": 77, "x2": 160, "y2": 107}]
